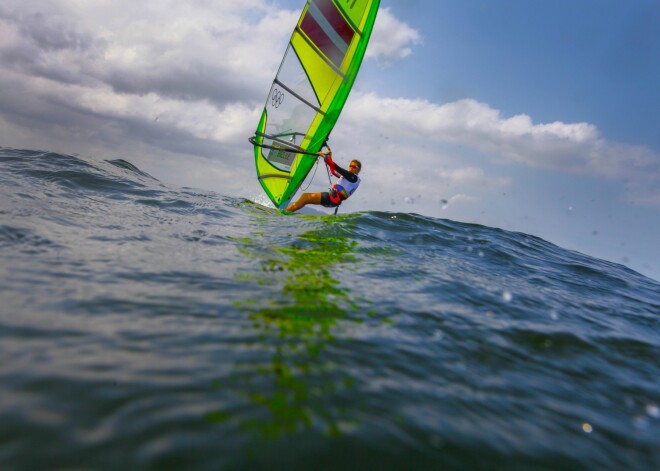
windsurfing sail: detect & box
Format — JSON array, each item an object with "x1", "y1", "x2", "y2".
[{"x1": 250, "y1": 0, "x2": 380, "y2": 209}]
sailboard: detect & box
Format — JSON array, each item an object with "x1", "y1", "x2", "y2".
[{"x1": 249, "y1": 0, "x2": 380, "y2": 209}]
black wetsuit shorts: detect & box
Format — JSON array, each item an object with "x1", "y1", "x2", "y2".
[{"x1": 320, "y1": 191, "x2": 340, "y2": 208}]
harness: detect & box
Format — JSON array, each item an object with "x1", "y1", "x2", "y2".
[{"x1": 329, "y1": 186, "x2": 344, "y2": 205}]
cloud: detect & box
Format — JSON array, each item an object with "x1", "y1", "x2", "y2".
[
  {"x1": 341, "y1": 93, "x2": 660, "y2": 206},
  {"x1": 0, "y1": 0, "x2": 295, "y2": 104},
  {"x1": 436, "y1": 167, "x2": 510, "y2": 189},
  {"x1": 0, "y1": 0, "x2": 300, "y2": 167},
  {"x1": 0, "y1": 1, "x2": 422, "y2": 160},
  {"x1": 367, "y1": 8, "x2": 423, "y2": 62}
]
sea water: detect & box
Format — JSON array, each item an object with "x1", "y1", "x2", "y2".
[{"x1": 1, "y1": 149, "x2": 658, "y2": 470}]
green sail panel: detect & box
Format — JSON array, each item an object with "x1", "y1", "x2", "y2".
[{"x1": 251, "y1": 0, "x2": 380, "y2": 209}]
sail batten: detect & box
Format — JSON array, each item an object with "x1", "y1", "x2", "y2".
[
  {"x1": 251, "y1": 0, "x2": 380, "y2": 209},
  {"x1": 273, "y1": 78, "x2": 324, "y2": 114}
]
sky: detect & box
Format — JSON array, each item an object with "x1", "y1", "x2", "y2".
[{"x1": 0, "y1": 0, "x2": 659, "y2": 281}]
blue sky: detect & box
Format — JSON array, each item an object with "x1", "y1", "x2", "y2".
[
  {"x1": 0, "y1": 0, "x2": 658, "y2": 280},
  {"x1": 379, "y1": 0, "x2": 659, "y2": 150}
]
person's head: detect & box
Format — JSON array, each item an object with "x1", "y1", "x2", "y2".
[{"x1": 349, "y1": 159, "x2": 362, "y2": 174}]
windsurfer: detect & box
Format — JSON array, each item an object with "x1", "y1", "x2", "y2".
[{"x1": 285, "y1": 148, "x2": 361, "y2": 213}]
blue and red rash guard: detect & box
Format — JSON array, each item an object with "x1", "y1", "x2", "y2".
[{"x1": 325, "y1": 156, "x2": 360, "y2": 205}]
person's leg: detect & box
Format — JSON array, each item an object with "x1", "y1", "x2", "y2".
[{"x1": 285, "y1": 192, "x2": 322, "y2": 212}]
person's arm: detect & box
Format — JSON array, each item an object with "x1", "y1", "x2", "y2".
[
  {"x1": 331, "y1": 161, "x2": 358, "y2": 182},
  {"x1": 323, "y1": 153, "x2": 358, "y2": 183}
]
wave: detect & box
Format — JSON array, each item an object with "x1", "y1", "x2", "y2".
[{"x1": 1, "y1": 147, "x2": 658, "y2": 470}]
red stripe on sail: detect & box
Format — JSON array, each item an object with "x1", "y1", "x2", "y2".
[
  {"x1": 314, "y1": 0, "x2": 354, "y2": 46},
  {"x1": 300, "y1": 12, "x2": 345, "y2": 67}
]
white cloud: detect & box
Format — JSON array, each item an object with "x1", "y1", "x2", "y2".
[
  {"x1": 0, "y1": 0, "x2": 302, "y2": 174},
  {"x1": 0, "y1": 0, "x2": 296, "y2": 105},
  {"x1": 367, "y1": 8, "x2": 422, "y2": 62},
  {"x1": 341, "y1": 93, "x2": 660, "y2": 205},
  {"x1": 436, "y1": 167, "x2": 509, "y2": 188},
  {"x1": 0, "y1": 1, "x2": 415, "y2": 166},
  {"x1": 446, "y1": 194, "x2": 478, "y2": 205}
]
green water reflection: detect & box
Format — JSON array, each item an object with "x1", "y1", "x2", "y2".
[{"x1": 209, "y1": 215, "x2": 365, "y2": 439}]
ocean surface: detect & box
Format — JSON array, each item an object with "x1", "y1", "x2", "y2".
[{"x1": 1, "y1": 148, "x2": 659, "y2": 470}]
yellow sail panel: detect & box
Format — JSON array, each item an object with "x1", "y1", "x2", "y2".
[
  {"x1": 341, "y1": 0, "x2": 372, "y2": 32},
  {"x1": 291, "y1": 33, "x2": 339, "y2": 108}
]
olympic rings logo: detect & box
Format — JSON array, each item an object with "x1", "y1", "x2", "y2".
[{"x1": 271, "y1": 88, "x2": 284, "y2": 108}]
